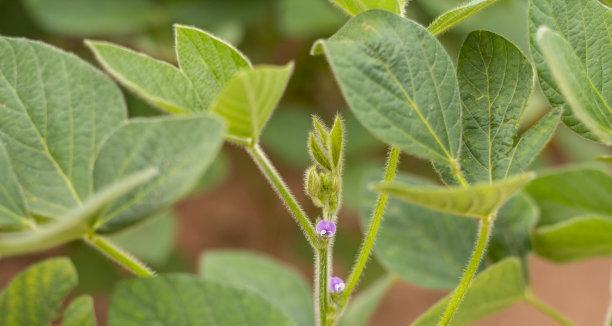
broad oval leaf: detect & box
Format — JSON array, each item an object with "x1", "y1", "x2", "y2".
[
  {"x1": 175, "y1": 24, "x2": 251, "y2": 111},
  {"x1": 532, "y1": 214, "x2": 612, "y2": 262},
  {"x1": 63, "y1": 295, "x2": 96, "y2": 326},
  {"x1": 360, "y1": 172, "x2": 477, "y2": 289},
  {"x1": 0, "y1": 142, "x2": 29, "y2": 230},
  {"x1": 0, "y1": 168, "x2": 157, "y2": 257},
  {"x1": 108, "y1": 274, "x2": 296, "y2": 326},
  {"x1": 329, "y1": 0, "x2": 406, "y2": 16},
  {"x1": 0, "y1": 36, "x2": 126, "y2": 218},
  {"x1": 376, "y1": 172, "x2": 535, "y2": 218},
  {"x1": 0, "y1": 257, "x2": 78, "y2": 326},
  {"x1": 427, "y1": 0, "x2": 501, "y2": 36},
  {"x1": 314, "y1": 10, "x2": 463, "y2": 166},
  {"x1": 200, "y1": 250, "x2": 313, "y2": 326},
  {"x1": 456, "y1": 31, "x2": 537, "y2": 183},
  {"x1": 528, "y1": 0, "x2": 611, "y2": 140},
  {"x1": 94, "y1": 115, "x2": 225, "y2": 232},
  {"x1": 339, "y1": 275, "x2": 394, "y2": 326},
  {"x1": 525, "y1": 167, "x2": 612, "y2": 226},
  {"x1": 411, "y1": 258, "x2": 526, "y2": 326},
  {"x1": 536, "y1": 27, "x2": 611, "y2": 145},
  {"x1": 86, "y1": 40, "x2": 200, "y2": 114},
  {"x1": 211, "y1": 63, "x2": 294, "y2": 145}
]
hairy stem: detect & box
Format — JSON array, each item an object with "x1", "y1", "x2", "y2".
[
  {"x1": 524, "y1": 290, "x2": 576, "y2": 326},
  {"x1": 439, "y1": 213, "x2": 495, "y2": 325},
  {"x1": 246, "y1": 144, "x2": 318, "y2": 248},
  {"x1": 315, "y1": 246, "x2": 331, "y2": 326},
  {"x1": 337, "y1": 146, "x2": 401, "y2": 313},
  {"x1": 85, "y1": 233, "x2": 155, "y2": 278}
]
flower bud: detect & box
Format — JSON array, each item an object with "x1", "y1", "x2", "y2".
[
  {"x1": 329, "y1": 276, "x2": 345, "y2": 294},
  {"x1": 316, "y1": 220, "x2": 337, "y2": 237}
]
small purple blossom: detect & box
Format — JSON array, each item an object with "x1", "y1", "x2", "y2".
[
  {"x1": 316, "y1": 220, "x2": 336, "y2": 237},
  {"x1": 329, "y1": 276, "x2": 345, "y2": 294}
]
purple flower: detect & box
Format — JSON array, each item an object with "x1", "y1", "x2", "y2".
[
  {"x1": 329, "y1": 276, "x2": 345, "y2": 293},
  {"x1": 316, "y1": 220, "x2": 336, "y2": 237}
]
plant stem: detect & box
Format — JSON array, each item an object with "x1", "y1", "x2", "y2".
[
  {"x1": 450, "y1": 159, "x2": 468, "y2": 187},
  {"x1": 85, "y1": 233, "x2": 155, "y2": 278},
  {"x1": 246, "y1": 144, "x2": 318, "y2": 248},
  {"x1": 337, "y1": 146, "x2": 401, "y2": 312},
  {"x1": 315, "y1": 246, "x2": 331, "y2": 326},
  {"x1": 524, "y1": 290, "x2": 576, "y2": 326},
  {"x1": 438, "y1": 213, "x2": 495, "y2": 325}
]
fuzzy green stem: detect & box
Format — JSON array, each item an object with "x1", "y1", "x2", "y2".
[
  {"x1": 315, "y1": 246, "x2": 331, "y2": 326},
  {"x1": 246, "y1": 144, "x2": 318, "y2": 248},
  {"x1": 336, "y1": 146, "x2": 401, "y2": 313},
  {"x1": 85, "y1": 233, "x2": 155, "y2": 278},
  {"x1": 524, "y1": 290, "x2": 576, "y2": 326},
  {"x1": 438, "y1": 213, "x2": 495, "y2": 325},
  {"x1": 450, "y1": 159, "x2": 469, "y2": 187}
]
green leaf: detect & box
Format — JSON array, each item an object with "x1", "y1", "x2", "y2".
[
  {"x1": 532, "y1": 215, "x2": 612, "y2": 262},
  {"x1": 108, "y1": 274, "x2": 295, "y2": 326},
  {"x1": 412, "y1": 258, "x2": 526, "y2": 326},
  {"x1": 329, "y1": 0, "x2": 406, "y2": 16},
  {"x1": 488, "y1": 194, "x2": 539, "y2": 262},
  {"x1": 0, "y1": 257, "x2": 78, "y2": 326},
  {"x1": 525, "y1": 167, "x2": 612, "y2": 226},
  {"x1": 278, "y1": 0, "x2": 344, "y2": 38},
  {"x1": 529, "y1": 0, "x2": 611, "y2": 140},
  {"x1": 63, "y1": 295, "x2": 96, "y2": 326},
  {"x1": 360, "y1": 172, "x2": 476, "y2": 289},
  {"x1": 109, "y1": 210, "x2": 176, "y2": 266},
  {"x1": 262, "y1": 108, "x2": 312, "y2": 168},
  {"x1": 86, "y1": 40, "x2": 200, "y2": 114},
  {"x1": 200, "y1": 250, "x2": 312, "y2": 326},
  {"x1": 456, "y1": 31, "x2": 540, "y2": 183},
  {"x1": 0, "y1": 36, "x2": 126, "y2": 218},
  {"x1": 22, "y1": 0, "x2": 162, "y2": 36},
  {"x1": 329, "y1": 115, "x2": 345, "y2": 170},
  {"x1": 535, "y1": 27, "x2": 611, "y2": 145},
  {"x1": 211, "y1": 63, "x2": 294, "y2": 144},
  {"x1": 427, "y1": 0, "x2": 500, "y2": 36},
  {"x1": 0, "y1": 168, "x2": 157, "y2": 257},
  {"x1": 314, "y1": 11, "x2": 463, "y2": 166},
  {"x1": 0, "y1": 142, "x2": 29, "y2": 230},
  {"x1": 339, "y1": 275, "x2": 394, "y2": 326},
  {"x1": 93, "y1": 115, "x2": 225, "y2": 232},
  {"x1": 376, "y1": 172, "x2": 535, "y2": 219},
  {"x1": 175, "y1": 24, "x2": 251, "y2": 111}
]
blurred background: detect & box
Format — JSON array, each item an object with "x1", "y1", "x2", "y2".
[{"x1": 0, "y1": 0, "x2": 609, "y2": 325}]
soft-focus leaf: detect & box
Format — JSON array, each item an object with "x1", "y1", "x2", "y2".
[
  {"x1": 0, "y1": 142, "x2": 29, "y2": 230},
  {"x1": 340, "y1": 275, "x2": 394, "y2": 326},
  {"x1": 360, "y1": 172, "x2": 476, "y2": 289},
  {"x1": 535, "y1": 27, "x2": 611, "y2": 144},
  {"x1": 532, "y1": 215, "x2": 612, "y2": 262},
  {"x1": 427, "y1": 0, "x2": 500, "y2": 36},
  {"x1": 489, "y1": 194, "x2": 539, "y2": 262},
  {"x1": 0, "y1": 36, "x2": 126, "y2": 218},
  {"x1": 329, "y1": 0, "x2": 405, "y2": 16},
  {"x1": 175, "y1": 24, "x2": 251, "y2": 111},
  {"x1": 278, "y1": 0, "x2": 344, "y2": 38},
  {"x1": 23, "y1": 0, "x2": 162, "y2": 36},
  {"x1": 94, "y1": 115, "x2": 225, "y2": 232},
  {"x1": 110, "y1": 210, "x2": 176, "y2": 266},
  {"x1": 0, "y1": 257, "x2": 78, "y2": 326},
  {"x1": 262, "y1": 108, "x2": 311, "y2": 168},
  {"x1": 412, "y1": 258, "x2": 526, "y2": 326},
  {"x1": 525, "y1": 167, "x2": 612, "y2": 226},
  {"x1": 315, "y1": 11, "x2": 462, "y2": 166},
  {"x1": 86, "y1": 40, "x2": 200, "y2": 114},
  {"x1": 456, "y1": 31, "x2": 537, "y2": 183},
  {"x1": 108, "y1": 274, "x2": 295, "y2": 326},
  {"x1": 529, "y1": 0, "x2": 611, "y2": 140},
  {"x1": 0, "y1": 169, "x2": 156, "y2": 257},
  {"x1": 63, "y1": 295, "x2": 96, "y2": 326},
  {"x1": 200, "y1": 250, "x2": 312, "y2": 326},
  {"x1": 377, "y1": 172, "x2": 535, "y2": 218},
  {"x1": 211, "y1": 64, "x2": 293, "y2": 144}
]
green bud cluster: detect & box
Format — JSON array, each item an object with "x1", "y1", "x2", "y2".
[{"x1": 304, "y1": 115, "x2": 345, "y2": 216}]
